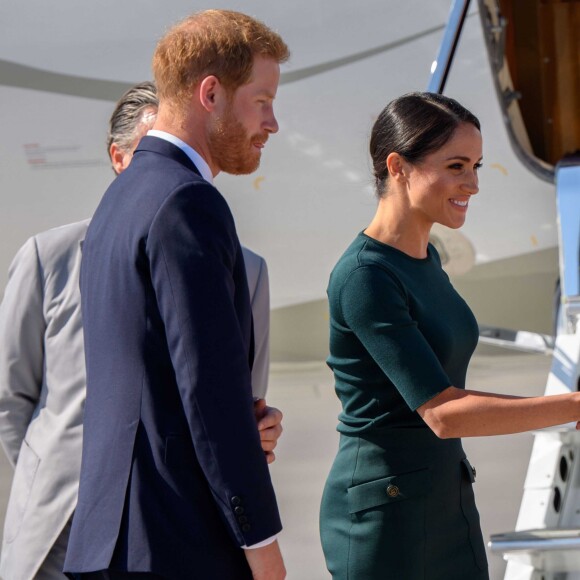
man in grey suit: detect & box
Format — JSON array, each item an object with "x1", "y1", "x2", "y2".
[{"x1": 0, "y1": 81, "x2": 278, "y2": 580}]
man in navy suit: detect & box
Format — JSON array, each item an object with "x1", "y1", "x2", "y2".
[{"x1": 64, "y1": 10, "x2": 289, "y2": 580}]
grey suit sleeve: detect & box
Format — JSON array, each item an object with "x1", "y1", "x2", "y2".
[
  {"x1": 250, "y1": 258, "x2": 270, "y2": 399},
  {"x1": 0, "y1": 237, "x2": 45, "y2": 466}
]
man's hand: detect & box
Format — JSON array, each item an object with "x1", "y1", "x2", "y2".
[
  {"x1": 254, "y1": 399, "x2": 283, "y2": 464},
  {"x1": 244, "y1": 539, "x2": 286, "y2": 580}
]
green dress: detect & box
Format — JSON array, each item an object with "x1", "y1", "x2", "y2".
[{"x1": 319, "y1": 232, "x2": 489, "y2": 580}]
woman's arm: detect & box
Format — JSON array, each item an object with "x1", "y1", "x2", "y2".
[{"x1": 418, "y1": 386, "x2": 580, "y2": 438}]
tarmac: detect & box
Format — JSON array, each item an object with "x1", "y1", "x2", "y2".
[{"x1": 0, "y1": 344, "x2": 552, "y2": 579}]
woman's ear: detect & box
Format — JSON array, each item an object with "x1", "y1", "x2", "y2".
[{"x1": 386, "y1": 152, "x2": 407, "y2": 183}]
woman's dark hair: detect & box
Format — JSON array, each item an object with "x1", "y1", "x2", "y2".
[{"x1": 370, "y1": 92, "x2": 480, "y2": 197}]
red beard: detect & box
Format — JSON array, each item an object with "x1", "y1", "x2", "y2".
[{"x1": 208, "y1": 107, "x2": 267, "y2": 175}]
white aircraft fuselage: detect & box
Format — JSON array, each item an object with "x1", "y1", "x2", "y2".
[{"x1": 0, "y1": 0, "x2": 568, "y2": 359}]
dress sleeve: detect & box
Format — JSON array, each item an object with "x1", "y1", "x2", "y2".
[{"x1": 340, "y1": 265, "x2": 451, "y2": 410}]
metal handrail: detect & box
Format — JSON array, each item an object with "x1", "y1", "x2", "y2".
[{"x1": 427, "y1": 0, "x2": 472, "y2": 93}]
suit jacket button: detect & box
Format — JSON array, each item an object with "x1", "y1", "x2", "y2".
[
  {"x1": 234, "y1": 506, "x2": 245, "y2": 515},
  {"x1": 242, "y1": 524, "x2": 251, "y2": 532},
  {"x1": 238, "y1": 515, "x2": 248, "y2": 524},
  {"x1": 231, "y1": 496, "x2": 242, "y2": 506},
  {"x1": 386, "y1": 484, "x2": 399, "y2": 498}
]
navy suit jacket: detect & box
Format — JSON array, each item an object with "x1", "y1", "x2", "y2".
[{"x1": 64, "y1": 137, "x2": 282, "y2": 578}]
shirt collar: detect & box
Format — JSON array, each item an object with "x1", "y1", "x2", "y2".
[{"x1": 147, "y1": 130, "x2": 213, "y2": 184}]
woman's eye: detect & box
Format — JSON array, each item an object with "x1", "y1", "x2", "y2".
[
  {"x1": 449, "y1": 163, "x2": 463, "y2": 170},
  {"x1": 474, "y1": 162, "x2": 483, "y2": 171}
]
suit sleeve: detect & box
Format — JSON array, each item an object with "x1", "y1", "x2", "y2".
[
  {"x1": 0, "y1": 237, "x2": 45, "y2": 466},
  {"x1": 249, "y1": 257, "x2": 270, "y2": 399},
  {"x1": 147, "y1": 183, "x2": 281, "y2": 547}
]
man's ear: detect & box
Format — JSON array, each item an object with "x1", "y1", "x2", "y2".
[
  {"x1": 109, "y1": 143, "x2": 127, "y2": 175},
  {"x1": 199, "y1": 75, "x2": 222, "y2": 112}
]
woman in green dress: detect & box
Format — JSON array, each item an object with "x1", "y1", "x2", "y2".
[{"x1": 319, "y1": 92, "x2": 580, "y2": 579}]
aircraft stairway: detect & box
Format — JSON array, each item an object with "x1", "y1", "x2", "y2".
[{"x1": 490, "y1": 160, "x2": 580, "y2": 579}]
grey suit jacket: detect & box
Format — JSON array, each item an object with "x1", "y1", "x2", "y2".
[
  {"x1": 0, "y1": 220, "x2": 270, "y2": 579},
  {"x1": 242, "y1": 246, "x2": 270, "y2": 399},
  {"x1": 0, "y1": 220, "x2": 89, "y2": 580}
]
